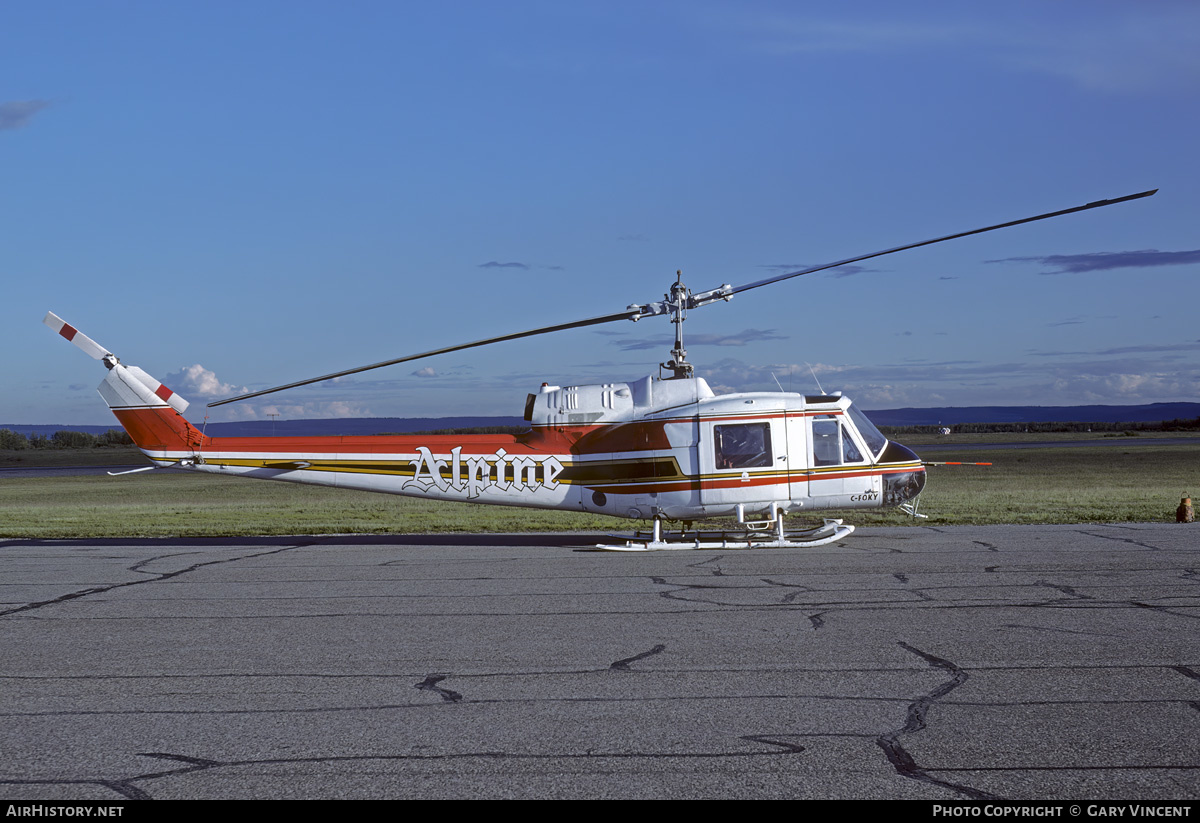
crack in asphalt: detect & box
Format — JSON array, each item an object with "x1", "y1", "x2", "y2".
[
  {"x1": 1076, "y1": 530, "x2": 1162, "y2": 551},
  {"x1": 415, "y1": 674, "x2": 463, "y2": 703},
  {"x1": 688, "y1": 555, "x2": 725, "y2": 576},
  {"x1": 1002, "y1": 623, "x2": 1113, "y2": 637},
  {"x1": 127, "y1": 551, "x2": 203, "y2": 575},
  {"x1": 761, "y1": 578, "x2": 816, "y2": 604},
  {"x1": 0, "y1": 778, "x2": 151, "y2": 801},
  {"x1": 646, "y1": 575, "x2": 774, "y2": 606},
  {"x1": 610, "y1": 644, "x2": 666, "y2": 671},
  {"x1": 877, "y1": 642, "x2": 1000, "y2": 801},
  {"x1": 1128, "y1": 601, "x2": 1200, "y2": 621},
  {"x1": 1171, "y1": 666, "x2": 1200, "y2": 683},
  {"x1": 0, "y1": 738, "x2": 810, "y2": 800},
  {"x1": 0, "y1": 542, "x2": 317, "y2": 617},
  {"x1": 1034, "y1": 581, "x2": 1093, "y2": 600}
]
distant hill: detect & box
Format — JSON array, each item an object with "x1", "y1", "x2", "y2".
[
  {"x1": 862, "y1": 403, "x2": 1200, "y2": 427},
  {"x1": 6, "y1": 403, "x2": 1199, "y2": 437}
]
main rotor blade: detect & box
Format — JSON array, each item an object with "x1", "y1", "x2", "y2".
[
  {"x1": 725, "y1": 189, "x2": 1158, "y2": 296},
  {"x1": 211, "y1": 188, "x2": 1157, "y2": 407},
  {"x1": 208, "y1": 307, "x2": 641, "y2": 407}
]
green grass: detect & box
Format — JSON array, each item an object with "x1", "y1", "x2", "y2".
[
  {"x1": 896, "y1": 430, "x2": 1200, "y2": 446},
  {"x1": 853, "y1": 443, "x2": 1198, "y2": 526},
  {"x1": 0, "y1": 473, "x2": 628, "y2": 538},
  {"x1": 1, "y1": 442, "x2": 1196, "y2": 538}
]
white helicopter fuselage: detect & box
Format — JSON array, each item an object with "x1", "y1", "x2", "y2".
[{"x1": 99, "y1": 360, "x2": 925, "y2": 523}]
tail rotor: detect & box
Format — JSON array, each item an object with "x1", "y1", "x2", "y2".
[{"x1": 44, "y1": 311, "x2": 190, "y2": 415}]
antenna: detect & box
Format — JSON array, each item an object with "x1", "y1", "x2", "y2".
[{"x1": 806, "y1": 362, "x2": 826, "y2": 395}]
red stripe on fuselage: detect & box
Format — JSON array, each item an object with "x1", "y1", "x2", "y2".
[{"x1": 113, "y1": 407, "x2": 601, "y2": 455}]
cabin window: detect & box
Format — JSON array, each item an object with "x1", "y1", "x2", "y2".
[
  {"x1": 714, "y1": 423, "x2": 772, "y2": 469},
  {"x1": 812, "y1": 418, "x2": 841, "y2": 466}
]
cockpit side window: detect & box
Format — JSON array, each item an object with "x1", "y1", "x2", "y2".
[
  {"x1": 714, "y1": 423, "x2": 772, "y2": 469},
  {"x1": 846, "y1": 404, "x2": 888, "y2": 459},
  {"x1": 841, "y1": 425, "x2": 864, "y2": 463},
  {"x1": 812, "y1": 415, "x2": 867, "y2": 465}
]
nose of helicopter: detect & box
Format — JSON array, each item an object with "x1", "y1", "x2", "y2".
[{"x1": 881, "y1": 441, "x2": 926, "y2": 505}]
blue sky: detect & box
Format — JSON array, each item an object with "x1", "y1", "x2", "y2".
[{"x1": 5, "y1": 1, "x2": 1198, "y2": 425}]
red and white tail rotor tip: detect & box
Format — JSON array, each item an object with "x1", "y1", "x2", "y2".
[{"x1": 43, "y1": 311, "x2": 114, "y2": 362}]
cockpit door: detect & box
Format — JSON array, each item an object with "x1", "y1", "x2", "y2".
[{"x1": 808, "y1": 413, "x2": 878, "y2": 500}]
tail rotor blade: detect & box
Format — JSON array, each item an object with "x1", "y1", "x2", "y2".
[{"x1": 44, "y1": 312, "x2": 114, "y2": 361}]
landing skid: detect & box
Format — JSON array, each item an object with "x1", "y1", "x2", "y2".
[
  {"x1": 595, "y1": 517, "x2": 855, "y2": 552},
  {"x1": 898, "y1": 495, "x2": 928, "y2": 519}
]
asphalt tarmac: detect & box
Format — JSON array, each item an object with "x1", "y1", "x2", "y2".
[{"x1": 1, "y1": 525, "x2": 1197, "y2": 800}]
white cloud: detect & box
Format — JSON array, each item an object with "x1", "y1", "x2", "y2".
[
  {"x1": 164, "y1": 364, "x2": 248, "y2": 399},
  {"x1": 221, "y1": 400, "x2": 376, "y2": 421}
]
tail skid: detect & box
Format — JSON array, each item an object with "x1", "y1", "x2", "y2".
[{"x1": 45, "y1": 312, "x2": 204, "y2": 456}]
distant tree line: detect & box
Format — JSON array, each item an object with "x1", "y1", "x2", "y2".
[
  {"x1": 402, "y1": 425, "x2": 531, "y2": 436},
  {"x1": 878, "y1": 417, "x2": 1200, "y2": 436},
  {"x1": 0, "y1": 429, "x2": 133, "y2": 450}
]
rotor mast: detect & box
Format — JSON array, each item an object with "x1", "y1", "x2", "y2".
[{"x1": 663, "y1": 271, "x2": 692, "y2": 379}]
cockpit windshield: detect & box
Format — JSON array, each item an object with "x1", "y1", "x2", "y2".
[{"x1": 846, "y1": 404, "x2": 888, "y2": 459}]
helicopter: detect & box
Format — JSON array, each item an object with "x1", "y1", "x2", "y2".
[{"x1": 46, "y1": 189, "x2": 1156, "y2": 550}]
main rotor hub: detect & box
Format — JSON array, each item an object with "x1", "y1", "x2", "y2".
[{"x1": 662, "y1": 270, "x2": 695, "y2": 379}]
